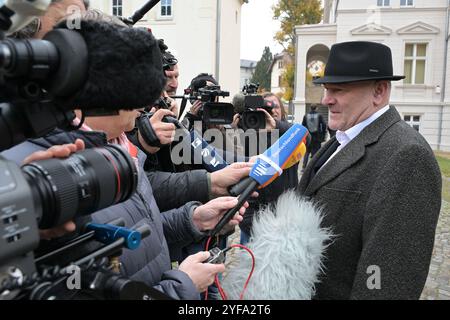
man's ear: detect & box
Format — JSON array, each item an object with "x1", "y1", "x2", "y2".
[{"x1": 373, "y1": 81, "x2": 389, "y2": 104}]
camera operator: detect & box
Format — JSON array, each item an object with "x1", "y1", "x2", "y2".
[
  {"x1": 2, "y1": 101, "x2": 248, "y2": 300},
  {"x1": 129, "y1": 63, "x2": 254, "y2": 212},
  {"x1": 181, "y1": 73, "x2": 246, "y2": 162},
  {"x1": 233, "y1": 92, "x2": 300, "y2": 245},
  {"x1": 1, "y1": 10, "x2": 249, "y2": 299},
  {"x1": 184, "y1": 73, "x2": 218, "y2": 132},
  {"x1": 165, "y1": 62, "x2": 179, "y2": 97}
]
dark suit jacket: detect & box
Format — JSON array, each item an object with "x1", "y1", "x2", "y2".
[{"x1": 297, "y1": 106, "x2": 442, "y2": 299}]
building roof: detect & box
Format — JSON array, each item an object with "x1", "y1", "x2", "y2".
[
  {"x1": 241, "y1": 59, "x2": 257, "y2": 69},
  {"x1": 268, "y1": 51, "x2": 293, "y2": 74}
]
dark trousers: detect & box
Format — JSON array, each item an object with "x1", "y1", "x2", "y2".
[{"x1": 303, "y1": 140, "x2": 322, "y2": 169}]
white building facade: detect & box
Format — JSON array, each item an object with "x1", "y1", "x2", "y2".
[
  {"x1": 294, "y1": 0, "x2": 450, "y2": 151},
  {"x1": 240, "y1": 59, "x2": 256, "y2": 89},
  {"x1": 269, "y1": 52, "x2": 292, "y2": 95},
  {"x1": 89, "y1": 0, "x2": 246, "y2": 100}
]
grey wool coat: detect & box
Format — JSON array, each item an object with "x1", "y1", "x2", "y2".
[{"x1": 297, "y1": 106, "x2": 442, "y2": 300}]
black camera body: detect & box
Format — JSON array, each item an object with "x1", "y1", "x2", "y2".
[
  {"x1": 153, "y1": 96, "x2": 172, "y2": 110},
  {"x1": 0, "y1": 21, "x2": 145, "y2": 300},
  {"x1": 239, "y1": 84, "x2": 274, "y2": 131},
  {"x1": 0, "y1": 145, "x2": 138, "y2": 298},
  {"x1": 181, "y1": 84, "x2": 234, "y2": 125}
]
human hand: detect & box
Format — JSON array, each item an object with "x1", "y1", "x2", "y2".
[
  {"x1": 231, "y1": 113, "x2": 240, "y2": 129},
  {"x1": 257, "y1": 108, "x2": 276, "y2": 130},
  {"x1": 210, "y1": 162, "x2": 253, "y2": 197},
  {"x1": 23, "y1": 139, "x2": 85, "y2": 240},
  {"x1": 189, "y1": 100, "x2": 203, "y2": 116},
  {"x1": 149, "y1": 109, "x2": 177, "y2": 145},
  {"x1": 192, "y1": 197, "x2": 248, "y2": 232},
  {"x1": 138, "y1": 109, "x2": 176, "y2": 152},
  {"x1": 179, "y1": 251, "x2": 225, "y2": 292}
]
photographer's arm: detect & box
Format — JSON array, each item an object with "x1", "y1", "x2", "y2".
[
  {"x1": 147, "y1": 162, "x2": 253, "y2": 211},
  {"x1": 152, "y1": 251, "x2": 225, "y2": 298},
  {"x1": 160, "y1": 197, "x2": 247, "y2": 252},
  {"x1": 147, "y1": 170, "x2": 210, "y2": 211}
]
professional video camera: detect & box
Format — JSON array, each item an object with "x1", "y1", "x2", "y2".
[
  {"x1": 0, "y1": 0, "x2": 170, "y2": 300},
  {"x1": 174, "y1": 79, "x2": 235, "y2": 126},
  {"x1": 239, "y1": 83, "x2": 274, "y2": 131}
]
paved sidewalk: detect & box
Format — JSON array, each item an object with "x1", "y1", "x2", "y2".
[{"x1": 420, "y1": 200, "x2": 450, "y2": 300}]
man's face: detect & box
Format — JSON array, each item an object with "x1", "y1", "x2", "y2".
[
  {"x1": 165, "y1": 64, "x2": 179, "y2": 96},
  {"x1": 265, "y1": 95, "x2": 282, "y2": 121},
  {"x1": 322, "y1": 81, "x2": 379, "y2": 131},
  {"x1": 85, "y1": 110, "x2": 140, "y2": 140}
]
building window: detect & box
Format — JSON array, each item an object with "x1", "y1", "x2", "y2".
[
  {"x1": 404, "y1": 115, "x2": 421, "y2": 131},
  {"x1": 112, "y1": 0, "x2": 122, "y2": 17},
  {"x1": 278, "y1": 60, "x2": 283, "y2": 69},
  {"x1": 161, "y1": 0, "x2": 172, "y2": 17},
  {"x1": 404, "y1": 43, "x2": 427, "y2": 84},
  {"x1": 377, "y1": 0, "x2": 390, "y2": 6},
  {"x1": 400, "y1": 0, "x2": 414, "y2": 6},
  {"x1": 278, "y1": 75, "x2": 283, "y2": 87}
]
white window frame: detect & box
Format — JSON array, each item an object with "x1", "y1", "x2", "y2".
[
  {"x1": 111, "y1": 0, "x2": 122, "y2": 17},
  {"x1": 376, "y1": 0, "x2": 390, "y2": 7},
  {"x1": 157, "y1": 0, "x2": 173, "y2": 20},
  {"x1": 403, "y1": 114, "x2": 421, "y2": 132},
  {"x1": 400, "y1": 0, "x2": 414, "y2": 7},
  {"x1": 404, "y1": 43, "x2": 427, "y2": 85}
]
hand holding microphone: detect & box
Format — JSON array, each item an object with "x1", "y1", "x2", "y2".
[{"x1": 209, "y1": 124, "x2": 309, "y2": 237}]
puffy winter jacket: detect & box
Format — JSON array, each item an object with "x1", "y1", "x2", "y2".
[{"x1": 1, "y1": 128, "x2": 207, "y2": 300}]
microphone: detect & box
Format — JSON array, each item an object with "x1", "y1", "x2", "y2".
[
  {"x1": 209, "y1": 124, "x2": 309, "y2": 236},
  {"x1": 0, "y1": 19, "x2": 166, "y2": 112},
  {"x1": 0, "y1": 0, "x2": 51, "y2": 35},
  {"x1": 232, "y1": 93, "x2": 245, "y2": 114},
  {"x1": 221, "y1": 190, "x2": 332, "y2": 299},
  {"x1": 126, "y1": 0, "x2": 161, "y2": 25}
]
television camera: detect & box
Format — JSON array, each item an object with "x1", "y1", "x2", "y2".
[
  {"x1": 0, "y1": 0, "x2": 171, "y2": 300},
  {"x1": 239, "y1": 83, "x2": 275, "y2": 131},
  {"x1": 173, "y1": 82, "x2": 235, "y2": 126}
]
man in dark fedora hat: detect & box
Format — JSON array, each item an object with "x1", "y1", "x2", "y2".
[{"x1": 297, "y1": 41, "x2": 441, "y2": 299}]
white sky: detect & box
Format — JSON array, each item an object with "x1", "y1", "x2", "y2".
[{"x1": 240, "y1": 0, "x2": 284, "y2": 61}]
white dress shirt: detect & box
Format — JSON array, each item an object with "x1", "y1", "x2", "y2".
[{"x1": 321, "y1": 105, "x2": 390, "y2": 170}]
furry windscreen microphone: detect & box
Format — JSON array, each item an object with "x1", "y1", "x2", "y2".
[
  {"x1": 221, "y1": 190, "x2": 333, "y2": 300},
  {"x1": 232, "y1": 93, "x2": 245, "y2": 114},
  {"x1": 51, "y1": 19, "x2": 166, "y2": 110}
]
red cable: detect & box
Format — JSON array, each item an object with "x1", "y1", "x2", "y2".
[
  {"x1": 203, "y1": 236, "x2": 213, "y2": 300},
  {"x1": 215, "y1": 244, "x2": 255, "y2": 300},
  {"x1": 215, "y1": 274, "x2": 227, "y2": 300},
  {"x1": 203, "y1": 238, "x2": 256, "y2": 300}
]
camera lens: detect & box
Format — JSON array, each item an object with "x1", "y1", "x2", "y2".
[
  {"x1": 21, "y1": 145, "x2": 138, "y2": 229},
  {"x1": 247, "y1": 114, "x2": 258, "y2": 127},
  {"x1": 243, "y1": 111, "x2": 265, "y2": 130}
]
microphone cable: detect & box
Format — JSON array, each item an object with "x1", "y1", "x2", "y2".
[{"x1": 204, "y1": 236, "x2": 255, "y2": 300}]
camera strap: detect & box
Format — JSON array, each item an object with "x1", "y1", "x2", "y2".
[
  {"x1": 136, "y1": 113, "x2": 163, "y2": 148},
  {"x1": 178, "y1": 97, "x2": 188, "y2": 120}
]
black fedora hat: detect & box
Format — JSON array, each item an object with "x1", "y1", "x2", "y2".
[{"x1": 313, "y1": 41, "x2": 405, "y2": 84}]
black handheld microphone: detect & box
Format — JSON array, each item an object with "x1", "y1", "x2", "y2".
[{"x1": 210, "y1": 124, "x2": 310, "y2": 237}]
